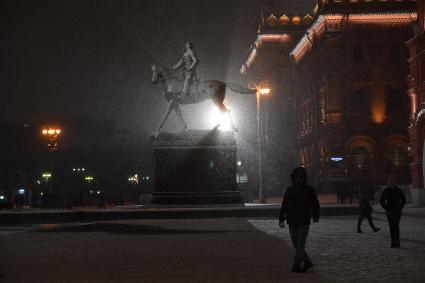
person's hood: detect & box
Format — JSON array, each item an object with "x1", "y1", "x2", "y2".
[{"x1": 291, "y1": 167, "x2": 308, "y2": 186}]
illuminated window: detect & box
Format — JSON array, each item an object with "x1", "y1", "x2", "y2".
[
  {"x1": 320, "y1": 89, "x2": 326, "y2": 123},
  {"x1": 236, "y1": 172, "x2": 248, "y2": 184}
]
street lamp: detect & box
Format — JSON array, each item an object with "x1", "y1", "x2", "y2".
[
  {"x1": 259, "y1": 88, "x2": 271, "y2": 96},
  {"x1": 42, "y1": 127, "x2": 62, "y2": 151},
  {"x1": 85, "y1": 176, "x2": 94, "y2": 183},
  {"x1": 128, "y1": 174, "x2": 139, "y2": 185},
  {"x1": 41, "y1": 126, "x2": 62, "y2": 193},
  {"x1": 256, "y1": 86, "x2": 271, "y2": 203},
  {"x1": 42, "y1": 172, "x2": 52, "y2": 181}
]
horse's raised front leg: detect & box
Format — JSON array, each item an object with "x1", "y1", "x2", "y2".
[
  {"x1": 173, "y1": 102, "x2": 189, "y2": 133},
  {"x1": 152, "y1": 99, "x2": 176, "y2": 139}
]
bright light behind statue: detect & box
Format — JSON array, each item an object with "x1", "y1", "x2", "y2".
[
  {"x1": 209, "y1": 107, "x2": 232, "y2": 131},
  {"x1": 259, "y1": 88, "x2": 271, "y2": 95}
]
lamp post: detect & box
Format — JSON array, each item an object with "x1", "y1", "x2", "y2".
[
  {"x1": 128, "y1": 174, "x2": 139, "y2": 185},
  {"x1": 85, "y1": 176, "x2": 94, "y2": 183},
  {"x1": 41, "y1": 127, "x2": 62, "y2": 193},
  {"x1": 257, "y1": 86, "x2": 271, "y2": 203}
]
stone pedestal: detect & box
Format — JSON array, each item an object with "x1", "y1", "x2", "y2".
[{"x1": 151, "y1": 129, "x2": 241, "y2": 204}]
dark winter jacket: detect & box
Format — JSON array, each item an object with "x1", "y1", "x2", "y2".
[
  {"x1": 279, "y1": 185, "x2": 320, "y2": 226},
  {"x1": 358, "y1": 196, "x2": 373, "y2": 216},
  {"x1": 380, "y1": 187, "x2": 406, "y2": 214}
]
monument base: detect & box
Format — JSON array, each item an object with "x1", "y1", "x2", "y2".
[
  {"x1": 150, "y1": 191, "x2": 242, "y2": 205},
  {"x1": 151, "y1": 129, "x2": 241, "y2": 204}
]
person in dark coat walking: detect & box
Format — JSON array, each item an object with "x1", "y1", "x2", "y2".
[
  {"x1": 97, "y1": 191, "x2": 106, "y2": 209},
  {"x1": 357, "y1": 187, "x2": 380, "y2": 233},
  {"x1": 279, "y1": 167, "x2": 320, "y2": 273},
  {"x1": 380, "y1": 174, "x2": 406, "y2": 248}
]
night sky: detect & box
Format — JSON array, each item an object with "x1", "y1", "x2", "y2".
[{"x1": 1, "y1": 0, "x2": 262, "y2": 136}]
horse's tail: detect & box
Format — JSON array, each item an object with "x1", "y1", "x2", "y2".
[{"x1": 226, "y1": 82, "x2": 256, "y2": 95}]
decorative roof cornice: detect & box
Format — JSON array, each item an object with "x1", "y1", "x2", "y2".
[
  {"x1": 317, "y1": 0, "x2": 417, "y2": 15},
  {"x1": 290, "y1": 12, "x2": 417, "y2": 63},
  {"x1": 240, "y1": 34, "x2": 292, "y2": 74}
]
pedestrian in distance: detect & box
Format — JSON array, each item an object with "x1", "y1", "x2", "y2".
[
  {"x1": 97, "y1": 191, "x2": 106, "y2": 209},
  {"x1": 336, "y1": 182, "x2": 342, "y2": 204},
  {"x1": 380, "y1": 174, "x2": 406, "y2": 248},
  {"x1": 340, "y1": 182, "x2": 348, "y2": 204},
  {"x1": 357, "y1": 186, "x2": 380, "y2": 233},
  {"x1": 367, "y1": 179, "x2": 376, "y2": 203},
  {"x1": 14, "y1": 193, "x2": 22, "y2": 210},
  {"x1": 279, "y1": 167, "x2": 320, "y2": 273},
  {"x1": 347, "y1": 182, "x2": 355, "y2": 205}
]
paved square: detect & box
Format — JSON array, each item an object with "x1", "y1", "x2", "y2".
[
  {"x1": 2, "y1": 214, "x2": 425, "y2": 282},
  {"x1": 249, "y1": 213, "x2": 425, "y2": 282},
  {"x1": 0, "y1": 218, "x2": 324, "y2": 283}
]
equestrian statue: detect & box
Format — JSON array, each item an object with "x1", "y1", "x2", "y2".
[{"x1": 150, "y1": 41, "x2": 257, "y2": 139}]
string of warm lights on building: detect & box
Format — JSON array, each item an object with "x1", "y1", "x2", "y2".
[
  {"x1": 290, "y1": 12, "x2": 417, "y2": 63},
  {"x1": 241, "y1": 34, "x2": 291, "y2": 74}
]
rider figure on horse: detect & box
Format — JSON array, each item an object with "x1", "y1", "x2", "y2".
[{"x1": 173, "y1": 41, "x2": 199, "y2": 100}]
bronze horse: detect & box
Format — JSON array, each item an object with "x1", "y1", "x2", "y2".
[{"x1": 151, "y1": 64, "x2": 256, "y2": 138}]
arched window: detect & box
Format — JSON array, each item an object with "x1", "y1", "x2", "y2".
[
  {"x1": 386, "y1": 145, "x2": 407, "y2": 168},
  {"x1": 351, "y1": 146, "x2": 370, "y2": 168},
  {"x1": 353, "y1": 46, "x2": 363, "y2": 63},
  {"x1": 351, "y1": 90, "x2": 369, "y2": 115}
]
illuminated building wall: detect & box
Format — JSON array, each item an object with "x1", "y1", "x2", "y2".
[
  {"x1": 419, "y1": 0, "x2": 425, "y2": 29},
  {"x1": 406, "y1": 0, "x2": 425, "y2": 204},
  {"x1": 242, "y1": 0, "x2": 417, "y2": 195},
  {"x1": 291, "y1": 2, "x2": 415, "y2": 191}
]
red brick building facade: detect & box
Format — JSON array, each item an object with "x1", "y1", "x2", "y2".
[
  {"x1": 291, "y1": 1, "x2": 416, "y2": 192},
  {"x1": 242, "y1": 0, "x2": 417, "y2": 196},
  {"x1": 407, "y1": 0, "x2": 425, "y2": 204}
]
